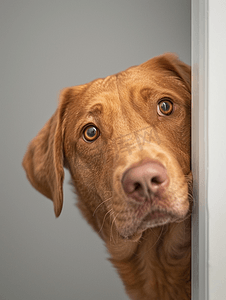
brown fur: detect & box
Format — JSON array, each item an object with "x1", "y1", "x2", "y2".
[{"x1": 23, "y1": 53, "x2": 192, "y2": 300}]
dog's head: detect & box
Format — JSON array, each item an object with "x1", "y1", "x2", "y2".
[{"x1": 23, "y1": 53, "x2": 191, "y2": 241}]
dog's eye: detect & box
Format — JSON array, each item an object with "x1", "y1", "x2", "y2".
[
  {"x1": 83, "y1": 125, "x2": 100, "y2": 142},
  {"x1": 157, "y1": 99, "x2": 173, "y2": 116}
]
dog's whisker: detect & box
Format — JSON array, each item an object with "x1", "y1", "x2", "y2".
[
  {"x1": 93, "y1": 197, "x2": 112, "y2": 216},
  {"x1": 150, "y1": 226, "x2": 164, "y2": 249},
  {"x1": 98, "y1": 209, "x2": 113, "y2": 234},
  {"x1": 138, "y1": 226, "x2": 164, "y2": 258},
  {"x1": 174, "y1": 212, "x2": 192, "y2": 224},
  {"x1": 110, "y1": 211, "x2": 121, "y2": 244}
]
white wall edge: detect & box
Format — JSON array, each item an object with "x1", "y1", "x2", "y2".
[{"x1": 191, "y1": 0, "x2": 209, "y2": 299}]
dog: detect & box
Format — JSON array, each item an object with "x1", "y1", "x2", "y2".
[{"x1": 23, "y1": 53, "x2": 192, "y2": 300}]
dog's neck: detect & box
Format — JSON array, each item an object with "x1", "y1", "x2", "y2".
[{"x1": 106, "y1": 218, "x2": 191, "y2": 300}]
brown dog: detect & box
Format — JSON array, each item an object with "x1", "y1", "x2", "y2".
[{"x1": 23, "y1": 53, "x2": 192, "y2": 300}]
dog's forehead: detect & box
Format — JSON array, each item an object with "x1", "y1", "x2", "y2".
[
  {"x1": 81, "y1": 65, "x2": 163, "y2": 105},
  {"x1": 65, "y1": 59, "x2": 189, "y2": 136},
  {"x1": 85, "y1": 62, "x2": 180, "y2": 102}
]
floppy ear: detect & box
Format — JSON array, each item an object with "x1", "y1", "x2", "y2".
[
  {"x1": 22, "y1": 88, "x2": 72, "y2": 217},
  {"x1": 146, "y1": 53, "x2": 191, "y2": 93}
]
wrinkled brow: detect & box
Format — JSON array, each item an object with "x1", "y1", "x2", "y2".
[{"x1": 86, "y1": 103, "x2": 103, "y2": 117}]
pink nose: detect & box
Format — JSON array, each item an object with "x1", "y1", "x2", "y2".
[{"x1": 121, "y1": 161, "x2": 169, "y2": 203}]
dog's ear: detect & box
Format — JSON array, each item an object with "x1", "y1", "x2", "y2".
[
  {"x1": 22, "y1": 87, "x2": 78, "y2": 217},
  {"x1": 145, "y1": 53, "x2": 191, "y2": 93}
]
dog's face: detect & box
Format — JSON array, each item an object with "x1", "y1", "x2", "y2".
[{"x1": 23, "y1": 53, "x2": 191, "y2": 241}]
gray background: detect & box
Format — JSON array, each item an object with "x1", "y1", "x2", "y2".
[{"x1": 0, "y1": 1, "x2": 190, "y2": 299}]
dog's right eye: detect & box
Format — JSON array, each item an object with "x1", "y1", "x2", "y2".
[
  {"x1": 82, "y1": 125, "x2": 100, "y2": 142},
  {"x1": 157, "y1": 99, "x2": 174, "y2": 116}
]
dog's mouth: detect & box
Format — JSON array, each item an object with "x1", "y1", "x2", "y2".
[
  {"x1": 115, "y1": 207, "x2": 180, "y2": 239},
  {"x1": 143, "y1": 210, "x2": 171, "y2": 222},
  {"x1": 140, "y1": 209, "x2": 174, "y2": 228}
]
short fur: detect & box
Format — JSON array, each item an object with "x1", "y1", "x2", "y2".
[{"x1": 23, "y1": 53, "x2": 192, "y2": 300}]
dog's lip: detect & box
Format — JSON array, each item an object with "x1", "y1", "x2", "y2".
[
  {"x1": 144, "y1": 211, "x2": 168, "y2": 221},
  {"x1": 117, "y1": 209, "x2": 178, "y2": 239},
  {"x1": 142, "y1": 209, "x2": 175, "y2": 222}
]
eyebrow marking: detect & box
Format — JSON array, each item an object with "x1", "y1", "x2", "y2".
[{"x1": 87, "y1": 103, "x2": 103, "y2": 117}]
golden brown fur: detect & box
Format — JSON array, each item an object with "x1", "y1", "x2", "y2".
[{"x1": 23, "y1": 53, "x2": 192, "y2": 300}]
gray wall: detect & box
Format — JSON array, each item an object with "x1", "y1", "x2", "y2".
[{"x1": 0, "y1": 1, "x2": 190, "y2": 299}]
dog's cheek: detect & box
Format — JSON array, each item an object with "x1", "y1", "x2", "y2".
[
  {"x1": 69, "y1": 148, "x2": 109, "y2": 196},
  {"x1": 170, "y1": 128, "x2": 191, "y2": 175},
  {"x1": 157, "y1": 122, "x2": 190, "y2": 175}
]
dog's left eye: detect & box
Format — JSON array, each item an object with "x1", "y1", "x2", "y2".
[
  {"x1": 157, "y1": 99, "x2": 174, "y2": 116},
  {"x1": 82, "y1": 125, "x2": 100, "y2": 142}
]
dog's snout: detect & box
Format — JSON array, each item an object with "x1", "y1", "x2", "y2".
[{"x1": 121, "y1": 161, "x2": 169, "y2": 203}]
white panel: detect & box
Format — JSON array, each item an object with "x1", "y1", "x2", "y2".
[
  {"x1": 191, "y1": 0, "x2": 208, "y2": 299},
  {"x1": 208, "y1": 0, "x2": 226, "y2": 299}
]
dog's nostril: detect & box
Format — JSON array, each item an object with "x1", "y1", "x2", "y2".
[
  {"x1": 151, "y1": 176, "x2": 163, "y2": 185},
  {"x1": 134, "y1": 182, "x2": 142, "y2": 191}
]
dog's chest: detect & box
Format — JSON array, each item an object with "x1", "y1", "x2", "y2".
[{"x1": 128, "y1": 230, "x2": 191, "y2": 300}]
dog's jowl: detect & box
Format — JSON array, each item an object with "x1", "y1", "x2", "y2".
[{"x1": 23, "y1": 53, "x2": 192, "y2": 300}]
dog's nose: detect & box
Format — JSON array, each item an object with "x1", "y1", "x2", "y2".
[{"x1": 121, "y1": 161, "x2": 169, "y2": 203}]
